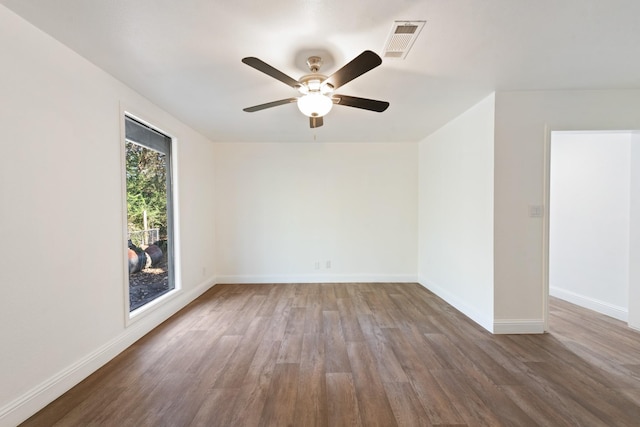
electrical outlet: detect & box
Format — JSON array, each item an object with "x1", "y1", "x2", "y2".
[
  {"x1": 326, "y1": 260, "x2": 331, "y2": 269},
  {"x1": 314, "y1": 261, "x2": 320, "y2": 270}
]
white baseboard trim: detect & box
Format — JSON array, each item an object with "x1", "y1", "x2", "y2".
[
  {"x1": 493, "y1": 319, "x2": 545, "y2": 334},
  {"x1": 417, "y1": 278, "x2": 494, "y2": 333},
  {"x1": 0, "y1": 278, "x2": 217, "y2": 427},
  {"x1": 215, "y1": 274, "x2": 418, "y2": 284},
  {"x1": 550, "y1": 286, "x2": 628, "y2": 322}
]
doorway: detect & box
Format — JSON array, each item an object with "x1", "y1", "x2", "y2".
[{"x1": 547, "y1": 130, "x2": 639, "y2": 329}]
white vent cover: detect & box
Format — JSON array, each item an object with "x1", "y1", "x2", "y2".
[{"x1": 383, "y1": 20, "x2": 426, "y2": 59}]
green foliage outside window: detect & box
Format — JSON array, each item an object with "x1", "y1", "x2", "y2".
[{"x1": 126, "y1": 141, "x2": 168, "y2": 236}]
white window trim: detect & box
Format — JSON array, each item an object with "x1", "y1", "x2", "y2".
[{"x1": 120, "y1": 107, "x2": 182, "y2": 327}]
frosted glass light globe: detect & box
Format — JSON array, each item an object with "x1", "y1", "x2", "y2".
[{"x1": 297, "y1": 93, "x2": 333, "y2": 117}]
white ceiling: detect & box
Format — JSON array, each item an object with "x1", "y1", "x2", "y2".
[{"x1": 3, "y1": 0, "x2": 640, "y2": 143}]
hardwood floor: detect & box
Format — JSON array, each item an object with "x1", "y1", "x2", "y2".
[{"x1": 21, "y1": 283, "x2": 640, "y2": 426}]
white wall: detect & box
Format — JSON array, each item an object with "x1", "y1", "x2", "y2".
[
  {"x1": 0, "y1": 6, "x2": 216, "y2": 426},
  {"x1": 213, "y1": 142, "x2": 418, "y2": 283},
  {"x1": 418, "y1": 94, "x2": 495, "y2": 332},
  {"x1": 494, "y1": 90, "x2": 640, "y2": 330},
  {"x1": 630, "y1": 133, "x2": 640, "y2": 330},
  {"x1": 549, "y1": 132, "x2": 631, "y2": 320}
]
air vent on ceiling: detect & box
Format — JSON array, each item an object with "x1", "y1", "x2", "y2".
[{"x1": 383, "y1": 20, "x2": 426, "y2": 59}]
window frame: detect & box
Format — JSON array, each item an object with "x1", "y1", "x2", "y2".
[{"x1": 121, "y1": 111, "x2": 181, "y2": 324}]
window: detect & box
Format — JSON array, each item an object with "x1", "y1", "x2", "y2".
[{"x1": 124, "y1": 115, "x2": 176, "y2": 313}]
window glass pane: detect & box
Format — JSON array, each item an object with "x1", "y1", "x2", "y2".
[{"x1": 125, "y1": 117, "x2": 175, "y2": 312}]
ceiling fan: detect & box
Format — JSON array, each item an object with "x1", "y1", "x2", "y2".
[{"x1": 241, "y1": 50, "x2": 389, "y2": 128}]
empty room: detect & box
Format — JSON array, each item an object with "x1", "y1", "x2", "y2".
[{"x1": 1, "y1": 1, "x2": 640, "y2": 426}]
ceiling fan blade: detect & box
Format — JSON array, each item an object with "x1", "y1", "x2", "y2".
[
  {"x1": 309, "y1": 116, "x2": 324, "y2": 128},
  {"x1": 243, "y1": 98, "x2": 297, "y2": 112},
  {"x1": 333, "y1": 95, "x2": 389, "y2": 112},
  {"x1": 324, "y1": 50, "x2": 382, "y2": 90},
  {"x1": 242, "y1": 57, "x2": 300, "y2": 88}
]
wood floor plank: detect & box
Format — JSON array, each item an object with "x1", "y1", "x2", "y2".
[
  {"x1": 304, "y1": 299, "x2": 324, "y2": 334},
  {"x1": 320, "y1": 284, "x2": 338, "y2": 311},
  {"x1": 561, "y1": 340, "x2": 640, "y2": 388},
  {"x1": 212, "y1": 316, "x2": 270, "y2": 389},
  {"x1": 294, "y1": 333, "x2": 328, "y2": 427},
  {"x1": 98, "y1": 372, "x2": 170, "y2": 426},
  {"x1": 20, "y1": 283, "x2": 640, "y2": 427},
  {"x1": 277, "y1": 306, "x2": 306, "y2": 363},
  {"x1": 189, "y1": 334, "x2": 243, "y2": 390},
  {"x1": 408, "y1": 369, "x2": 466, "y2": 425},
  {"x1": 499, "y1": 385, "x2": 595, "y2": 427},
  {"x1": 184, "y1": 328, "x2": 240, "y2": 377},
  {"x1": 381, "y1": 328, "x2": 466, "y2": 425},
  {"x1": 524, "y1": 360, "x2": 640, "y2": 426},
  {"x1": 258, "y1": 363, "x2": 299, "y2": 427},
  {"x1": 361, "y1": 289, "x2": 397, "y2": 328},
  {"x1": 518, "y1": 333, "x2": 627, "y2": 390},
  {"x1": 357, "y1": 317, "x2": 408, "y2": 384},
  {"x1": 276, "y1": 332, "x2": 303, "y2": 364},
  {"x1": 398, "y1": 323, "x2": 455, "y2": 370},
  {"x1": 424, "y1": 334, "x2": 536, "y2": 425},
  {"x1": 430, "y1": 368, "x2": 504, "y2": 426},
  {"x1": 619, "y1": 388, "x2": 640, "y2": 407},
  {"x1": 189, "y1": 388, "x2": 240, "y2": 427},
  {"x1": 347, "y1": 341, "x2": 398, "y2": 427},
  {"x1": 139, "y1": 372, "x2": 205, "y2": 426},
  {"x1": 224, "y1": 294, "x2": 267, "y2": 335},
  {"x1": 261, "y1": 298, "x2": 292, "y2": 342},
  {"x1": 388, "y1": 292, "x2": 442, "y2": 333},
  {"x1": 383, "y1": 381, "x2": 432, "y2": 427},
  {"x1": 255, "y1": 285, "x2": 281, "y2": 317},
  {"x1": 336, "y1": 296, "x2": 365, "y2": 342},
  {"x1": 48, "y1": 385, "x2": 126, "y2": 427},
  {"x1": 323, "y1": 310, "x2": 351, "y2": 373},
  {"x1": 503, "y1": 357, "x2": 614, "y2": 426},
  {"x1": 326, "y1": 373, "x2": 363, "y2": 427},
  {"x1": 223, "y1": 339, "x2": 282, "y2": 427}
]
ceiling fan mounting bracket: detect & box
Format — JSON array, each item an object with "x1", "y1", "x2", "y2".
[{"x1": 306, "y1": 56, "x2": 323, "y2": 73}]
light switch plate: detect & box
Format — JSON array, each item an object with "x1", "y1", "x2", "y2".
[{"x1": 528, "y1": 205, "x2": 544, "y2": 217}]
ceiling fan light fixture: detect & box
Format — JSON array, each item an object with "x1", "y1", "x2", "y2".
[{"x1": 297, "y1": 92, "x2": 333, "y2": 117}]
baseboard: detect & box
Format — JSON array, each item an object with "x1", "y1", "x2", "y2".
[
  {"x1": 417, "y1": 278, "x2": 494, "y2": 333},
  {"x1": 0, "y1": 278, "x2": 217, "y2": 427},
  {"x1": 550, "y1": 286, "x2": 628, "y2": 322},
  {"x1": 493, "y1": 319, "x2": 545, "y2": 334},
  {"x1": 215, "y1": 274, "x2": 418, "y2": 284}
]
